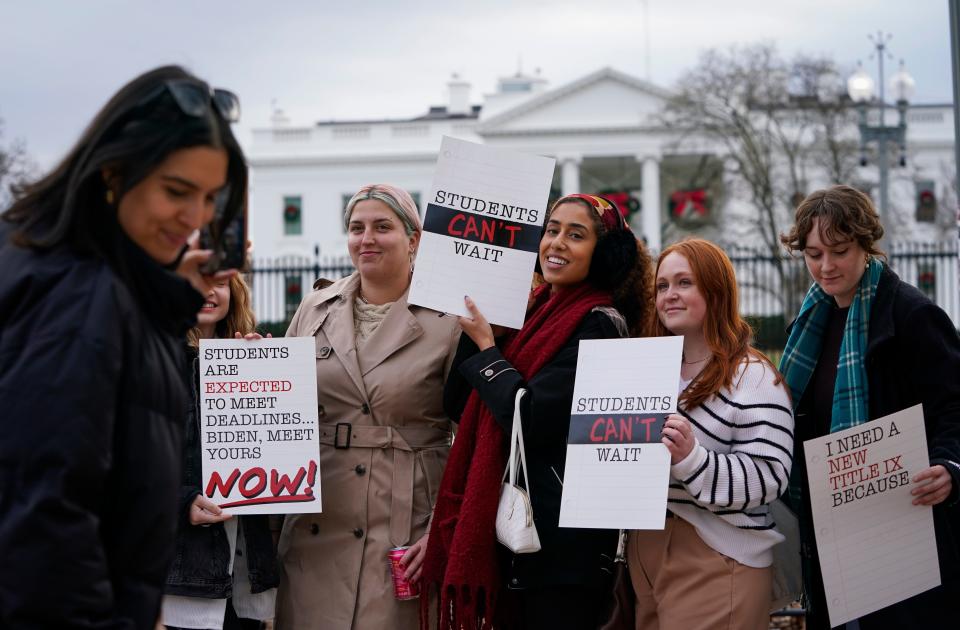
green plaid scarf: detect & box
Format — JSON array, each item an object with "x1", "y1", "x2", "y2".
[{"x1": 780, "y1": 257, "x2": 883, "y2": 432}]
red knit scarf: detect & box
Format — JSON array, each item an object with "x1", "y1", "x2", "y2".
[{"x1": 421, "y1": 282, "x2": 613, "y2": 630}]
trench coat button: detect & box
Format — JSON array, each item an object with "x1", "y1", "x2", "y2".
[
  {"x1": 355, "y1": 464, "x2": 366, "y2": 475},
  {"x1": 318, "y1": 346, "x2": 331, "y2": 359},
  {"x1": 353, "y1": 527, "x2": 364, "y2": 538},
  {"x1": 361, "y1": 403, "x2": 370, "y2": 415},
  {"x1": 318, "y1": 404, "x2": 326, "y2": 417},
  {"x1": 310, "y1": 523, "x2": 319, "y2": 535},
  {"x1": 483, "y1": 369, "x2": 494, "y2": 377},
  {"x1": 510, "y1": 577, "x2": 519, "y2": 586}
]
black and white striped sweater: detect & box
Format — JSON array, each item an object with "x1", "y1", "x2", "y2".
[{"x1": 668, "y1": 358, "x2": 794, "y2": 568}]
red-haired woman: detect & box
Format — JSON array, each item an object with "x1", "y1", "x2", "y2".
[{"x1": 628, "y1": 238, "x2": 794, "y2": 630}]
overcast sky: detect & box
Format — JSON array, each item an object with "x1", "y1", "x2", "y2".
[{"x1": 0, "y1": 0, "x2": 952, "y2": 168}]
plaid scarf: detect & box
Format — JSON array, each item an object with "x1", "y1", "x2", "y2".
[{"x1": 780, "y1": 257, "x2": 883, "y2": 432}]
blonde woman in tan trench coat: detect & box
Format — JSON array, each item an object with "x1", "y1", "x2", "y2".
[{"x1": 275, "y1": 185, "x2": 459, "y2": 630}]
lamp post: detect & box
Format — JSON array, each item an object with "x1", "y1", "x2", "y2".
[{"x1": 847, "y1": 31, "x2": 915, "y2": 231}]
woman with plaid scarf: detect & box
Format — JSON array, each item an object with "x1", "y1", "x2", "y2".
[{"x1": 779, "y1": 185, "x2": 960, "y2": 629}]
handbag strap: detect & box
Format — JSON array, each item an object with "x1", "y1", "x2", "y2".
[
  {"x1": 504, "y1": 389, "x2": 531, "y2": 498},
  {"x1": 614, "y1": 529, "x2": 627, "y2": 563}
]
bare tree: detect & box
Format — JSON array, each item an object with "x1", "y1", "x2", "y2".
[
  {"x1": 0, "y1": 116, "x2": 35, "y2": 211},
  {"x1": 662, "y1": 43, "x2": 859, "y2": 315}
]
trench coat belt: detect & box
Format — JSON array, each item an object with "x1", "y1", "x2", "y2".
[{"x1": 317, "y1": 424, "x2": 452, "y2": 548}]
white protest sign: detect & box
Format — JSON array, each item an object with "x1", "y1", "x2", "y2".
[
  {"x1": 199, "y1": 337, "x2": 322, "y2": 515},
  {"x1": 408, "y1": 136, "x2": 556, "y2": 329},
  {"x1": 559, "y1": 336, "x2": 682, "y2": 529},
  {"x1": 804, "y1": 404, "x2": 940, "y2": 626}
]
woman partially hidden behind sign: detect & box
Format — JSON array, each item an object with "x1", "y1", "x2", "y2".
[
  {"x1": 631, "y1": 238, "x2": 794, "y2": 630},
  {"x1": 422, "y1": 194, "x2": 655, "y2": 629},
  {"x1": 161, "y1": 273, "x2": 279, "y2": 630},
  {"x1": 779, "y1": 185, "x2": 960, "y2": 629},
  {"x1": 275, "y1": 185, "x2": 461, "y2": 630},
  {"x1": 0, "y1": 66, "x2": 245, "y2": 628}
]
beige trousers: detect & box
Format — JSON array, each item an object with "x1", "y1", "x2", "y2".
[{"x1": 627, "y1": 516, "x2": 771, "y2": 630}]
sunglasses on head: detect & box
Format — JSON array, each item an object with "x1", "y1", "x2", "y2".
[{"x1": 140, "y1": 79, "x2": 241, "y2": 123}]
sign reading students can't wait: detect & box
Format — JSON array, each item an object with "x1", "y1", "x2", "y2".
[
  {"x1": 408, "y1": 136, "x2": 556, "y2": 329},
  {"x1": 558, "y1": 336, "x2": 683, "y2": 530},
  {"x1": 199, "y1": 337, "x2": 322, "y2": 515}
]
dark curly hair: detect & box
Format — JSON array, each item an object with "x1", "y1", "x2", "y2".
[{"x1": 539, "y1": 196, "x2": 655, "y2": 337}]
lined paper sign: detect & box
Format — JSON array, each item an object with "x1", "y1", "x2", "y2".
[
  {"x1": 408, "y1": 136, "x2": 556, "y2": 329},
  {"x1": 559, "y1": 337, "x2": 683, "y2": 529},
  {"x1": 200, "y1": 338, "x2": 321, "y2": 515},
  {"x1": 804, "y1": 404, "x2": 940, "y2": 626}
]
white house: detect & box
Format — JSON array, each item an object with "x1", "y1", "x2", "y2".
[{"x1": 246, "y1": 67, "x2": 958, "y2": 325}]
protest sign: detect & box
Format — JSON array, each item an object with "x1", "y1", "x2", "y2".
[
  {"x1": 558, "y1": 336, "x2": 682, "y2": 529},
  {"x1": 408, "y1": 136, "x2": 556, "y2": 329},
  {"x1": 804, "y1": 404, "x2": 940, "y2": 626},
  {"x1": 199, "y1": 337, "x2": 321, "y2": 515}
]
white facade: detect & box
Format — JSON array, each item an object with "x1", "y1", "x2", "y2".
[{"x1": 247, "y1": 67, "x2": 958, "y2": 262}]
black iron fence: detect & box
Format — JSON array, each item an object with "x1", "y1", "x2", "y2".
[{"x1": 250, "y1": 241, "x2": 959, "y2": 347}]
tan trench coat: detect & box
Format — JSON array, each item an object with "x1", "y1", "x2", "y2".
[{"x1": 275, "y1": 273, "x2": 459, "y2": 630}]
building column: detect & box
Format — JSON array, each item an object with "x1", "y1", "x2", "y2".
[
  {"x1": 560, "y1": 155, "x2": 582, "y2": 196},
  {"x1": 641, "y1": 155, "x2": 662, "y2": 253}
]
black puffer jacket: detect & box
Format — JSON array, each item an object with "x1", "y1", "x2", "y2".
[
  {"x1": 0, "y1": 222, "x2": 203, "y2": 629},
  {"x1": 164, "y1": 346, "x2": 279, "y2": 599}
]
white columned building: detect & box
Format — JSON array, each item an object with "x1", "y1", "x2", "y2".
[{"x1": 246, "y1": 67, "x2": 957, "y2": 324}]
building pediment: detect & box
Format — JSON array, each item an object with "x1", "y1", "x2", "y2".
[{"x1": 477, "y1": 67, "x2": 671, "y2": 136}]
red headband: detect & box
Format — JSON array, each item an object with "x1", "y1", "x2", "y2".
[{"x1": 552, "y1": 194, "x2": 630, "y2": 234}]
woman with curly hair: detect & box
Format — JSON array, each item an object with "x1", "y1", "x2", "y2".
[{"x1": 422, "y1": 194, "x2": 654, "y2": 629}]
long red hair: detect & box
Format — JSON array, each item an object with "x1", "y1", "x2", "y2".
[{"x1": 653, "y1": 238, "x2": 781, "y2": 410}]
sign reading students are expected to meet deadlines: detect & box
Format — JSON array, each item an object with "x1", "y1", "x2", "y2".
[
  {"x1": 199, "y1": 338, "x2": 322, "y2": 515},
  {"x1": 408, "y1": 136, "x2": 556, "y2": 329},
  {"x1": 559, "y1": 337, "x2": 683, "y2": 530},
  {"x1": 804, "y1": 405, "x2": 940, "y2": 627}
]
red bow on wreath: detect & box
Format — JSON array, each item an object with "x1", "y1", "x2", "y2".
[{"x1": 669, "y1": 189, "x2": 709, "y2": 219}]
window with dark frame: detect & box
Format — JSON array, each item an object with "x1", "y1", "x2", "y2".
[{"x1": 283, "y1": 195, "x2": 302, "y2": 235}]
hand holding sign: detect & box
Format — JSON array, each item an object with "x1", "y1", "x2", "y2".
[
  {"x1": 911, "y1": 464, "x2": 953, "y2": 505},
  {"x1": 189, "y1": 494, "x2": 233, "y2": 525},
  {"x1": 661, "y1": 413, "x2": 695, "y2": 464},
  {"x1": 460, "y1": 296, "x2": 495, "y2": 351}
]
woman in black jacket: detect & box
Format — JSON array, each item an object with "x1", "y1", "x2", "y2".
[
  {"x1": 779, "y1": 185, "x2": 960, "y2": 629},
  {"x1": 162, "y1": 273, "x2": 279, "y2": 629},
  {"x1": 421, "y1": 194, "x2": 655, "y2": 630},
  {"x1": 0, "y1": 66, "x2": 246, "y2": 629}
]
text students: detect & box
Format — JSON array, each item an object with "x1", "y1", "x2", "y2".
[
  {"x1": 422, "y1": 194, "x2": 655, "y2": 630},
  {"x1": 780, "y1": 185, "x2": 960, "y2": 629},
  {"x1": 0, "y1": 66, "x2": 245, "y2": 628},
  {"x1": 275, "y1": 185, "x2": 460, "y2": 630},
  {"x1": 630, "y1": 238, "x2": 794, "y2": 630}
]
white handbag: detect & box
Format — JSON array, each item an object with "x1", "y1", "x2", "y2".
[{"x1": 496, "y1": 389, "x2": 541, "y2": 554}]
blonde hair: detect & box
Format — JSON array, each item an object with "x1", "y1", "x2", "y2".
[
  {"x1": 343, "y1": 184, "x2": 422, "y2": 236},
  {"x1": 187, "y1": 273, "x2": 256, "y2": 347}
]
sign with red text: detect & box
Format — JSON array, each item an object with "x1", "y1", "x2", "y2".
[
  {"x1": 199, "y1": 337, "x2": 321, "y2": 515},
  {"x1": 408, "y1": 136, "x2": 556, "y2": 329},
  {"x1": 559, "y1": 337, "x2": 682, "y2": 529},
  {"x1": 804, "y1": 405, "x2": 940, "y2": 626}
]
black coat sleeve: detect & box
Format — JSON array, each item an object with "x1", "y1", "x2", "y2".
[
  {"x1": 899, "y1": 301, "x2": 960, "y2": 505},
  {"x1": 451, "y1": 311, "x2": 622, "y2": 451},
  {"x1": 0, "y1": 320, "x2": 132, "y2": 628}
]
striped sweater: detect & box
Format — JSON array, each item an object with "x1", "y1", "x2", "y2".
[{"x1": 668, "y1": 358, "x2": 794, "y2": 568}]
